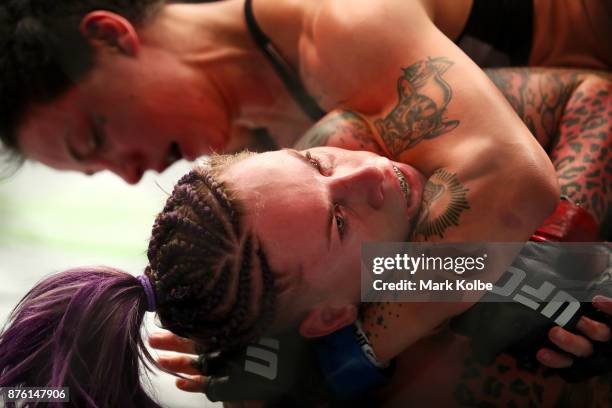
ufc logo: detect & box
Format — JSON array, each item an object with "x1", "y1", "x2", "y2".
[
  {"x1": 492, "y1": 266, "x2": 580, "y2": 327},
  {"x1": 244, "y1": 337, "x2": 279, "y2": 380}
]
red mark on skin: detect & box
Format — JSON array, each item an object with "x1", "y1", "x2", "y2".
[{"x1": 499, "y1": 212, "x2": 523, "y2": 229}]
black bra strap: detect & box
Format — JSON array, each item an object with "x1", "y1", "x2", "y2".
[{"x1": 244, "y1": 0, "x2": 326, "y2": 121}]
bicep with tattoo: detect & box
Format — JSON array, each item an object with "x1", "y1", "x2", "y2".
[{"x1": 374, "y1": 57, "x2": 460, "y2": 156}]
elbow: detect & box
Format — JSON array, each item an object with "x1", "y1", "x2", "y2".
[
  {"x1": 531, "y1": 170, "x2": 560, "y2": 224},
  {"x1": 510, "y1": 161, "x2": 560, "y2": 235}
]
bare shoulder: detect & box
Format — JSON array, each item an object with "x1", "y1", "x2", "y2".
[
  {"x1": 306, "y1": 0, "x2": 430, "y2": 49},
  {"x1": 300, "y1": 0, "x2": 434, "y2": 109}
]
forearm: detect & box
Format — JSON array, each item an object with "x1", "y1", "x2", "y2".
[
  {"x1": 294, "y1": 110, "x2": 384, "y2": 154},
  {"x1": 548, "y1": 75, "x2": 612, "y2": 228},
  {"x1": 484, "y1": 68, "x2": 612, "y2": 230},
  {"x1": 484, "y1": 68, "x2": 584, "y2": 149}
]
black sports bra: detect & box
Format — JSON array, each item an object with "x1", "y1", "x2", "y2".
[
  {"x1": 244, "y1": 0, "x2": 326, "y2": 121},
  {"x1": 457, "y1": 0, "x2": 533, "y2": 68}
]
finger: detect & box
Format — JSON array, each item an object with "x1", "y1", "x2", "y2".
[
  {"x1": 194, "y1": 350, "x2": 233, "y2": 376},
  {"x1": 549, "y1": 326, "x2": 594, "y2": 357},
  {"x1": 536, "y1": 348, "x2": 574, "y2": 368},
  {"x1": 576, "y1": 316, "x2": 612, "y2": 342},
  {"x1": 176, "y1": 375, "x2": 207, "y2": 393},
  {"x1": 157, "y1": 355, "x2": 201, "y2": 376},
  {"x1": 149, "y1": 331, "x2": 197, "y2": 354},
  {"x1": 593, "y1": 295, "x2": 612, "y2": 315}
]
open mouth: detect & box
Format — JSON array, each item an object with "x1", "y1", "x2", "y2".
[
  {"x1": 166, "y1": 142, "x2": 183, "y2": 167},
  {"x1": 392, "y1": 165, "x2": 411, "y2": 205}
]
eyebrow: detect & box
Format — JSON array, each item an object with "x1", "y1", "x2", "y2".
[
  {"x1": 285, "y1": 148, "x2": 334, "y2": 249},
  {"x1": 285, "y1": 148, "x2": 313, "y2": 168}
]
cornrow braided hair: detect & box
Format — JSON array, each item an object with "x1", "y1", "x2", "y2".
[{"x1": 146, "y1": 165, "x2": 277, "y2": 351}]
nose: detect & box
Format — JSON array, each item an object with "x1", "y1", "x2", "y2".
[
  {"x1": 329, "y1": 164, "x2": 385, "y2": 209},
  {"x1": 112, "y1": 154, "x2": 145, "y2": 185}
]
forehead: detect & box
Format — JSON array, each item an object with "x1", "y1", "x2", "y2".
[
  {"x1": 221, "y1": 150, "x2": 330, "y2": 267},
  {"x1": 222, "y1": 150, "x2": 317, "y2": 195},
  {"x1": 17, "y1": 87, "x2": 83, "y2": 169}
]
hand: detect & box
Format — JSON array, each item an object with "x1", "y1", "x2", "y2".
[
  {"x1": 450, "y1": 242, "x2": 612, "y2": 382},
  {"x1": 148, "y1": 330, "x2": 208, "y2": 393},
  {"x1": 150, "y1": 324, "x2": 393, "y2": 403},
  {"x1": 537, "y1": 296, "x2": 612, "y2": 368},
  {"x1": 149, "y1": 329, "x2": 327, "y2": 405}
]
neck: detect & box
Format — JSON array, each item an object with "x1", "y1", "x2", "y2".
[{"x1": 140, "y1": 0, "x2": 301, "y2": 131}]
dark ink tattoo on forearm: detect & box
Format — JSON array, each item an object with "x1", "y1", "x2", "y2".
[
  {"x1": 484, "y1": 68, "x2": 611, "y2": 233},
  {"x1": 295, "y1": 122, "x2": 334, "y2": 149},
  {"x1": 414, "y1": 169, "x2": 470, "y2": 240},
  {"x1": 375, "y1": 57, "x2": 459, "y2": 156},
  {"x1": 485, "y1": 69, "x2": 580, "y2": 148},
  {"x1": 549, "y1": 76, "x2": 611, "y2": 228},
  {"x1": 454, "y1": 355, "x2": 562, "y2": 407},
  {"x1": 295, "y1": 111, "x2": 383, "y2": 153}
]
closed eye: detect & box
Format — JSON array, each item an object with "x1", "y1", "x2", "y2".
[{"x1": 87, "y1": 115, "x2": 107, "y2": 156}]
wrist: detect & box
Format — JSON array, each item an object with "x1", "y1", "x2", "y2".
[
  {"x1": 353, "y1": 320, "x2": 389, "y2": 368},
  {"x1": 360, "y1": 313, "x2": 400, "y2": 363}
]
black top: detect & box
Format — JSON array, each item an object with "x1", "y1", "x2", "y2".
[
  {"x1": 457, "y1": 0, "x2": 533, "y2": 67},
  {"x1": 244, "y1": 0, "x2": 534, "y2": 120},
  {"x1": 244, "y1": 0, "x2": 326, "y2": 121}
]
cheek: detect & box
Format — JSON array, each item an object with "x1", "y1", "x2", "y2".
[
  {"x1": 330, "y1": 240, "x2": 363, "y2": 278},
  {"x1": 357, "y1": 214, "x2": 408, "y2": 242},
  {"x1": 326, "y1": 248, "x2": 363, "y2": 299},
  {"x1": 304, "y1": 252, "x2": 359, "y2": 295}
]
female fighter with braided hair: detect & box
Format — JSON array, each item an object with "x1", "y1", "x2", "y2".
[{"x1": 1, "y1": 142, "x2": 610, "y2": 407}]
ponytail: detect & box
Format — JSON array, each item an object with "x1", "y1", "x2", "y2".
[{"x1": 0, "y1": 267, "x2": 160, "y2": 407}]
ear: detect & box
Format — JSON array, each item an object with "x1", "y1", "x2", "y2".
[
  {"x1": 80, "y1": 11, "x2": 139, "y2": 56},
  {"x1": 299, "y1": 304, "x2": 357, "y2": 338}
]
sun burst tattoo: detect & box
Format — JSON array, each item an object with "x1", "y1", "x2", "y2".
[
  {"x1": 375, "y1": 57, "x2": 460, "y2": 156},
  {"x1": 414, "y1": 169, "x2": 470, "y2": 240}
]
